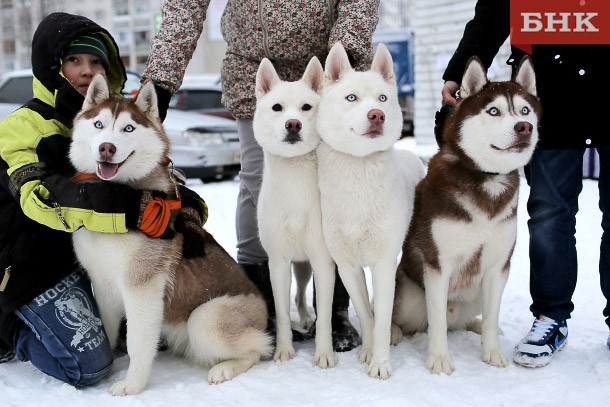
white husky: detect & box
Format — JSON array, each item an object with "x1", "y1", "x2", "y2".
[
  {"x1": 391, "y1": 56, "x2": 540, "y2": 374},
  {"x1": 254, "y1": 57, "x2": 336, "y2": 367},
  {"x1": 316, "y1": 42, "x2": 425, "y2": 379},
  {"x1": 69, "y1": 75, "x2": 272, "y2": 395}
]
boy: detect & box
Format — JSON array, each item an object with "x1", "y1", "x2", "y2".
[{"x1": 0, "y1": 12, "x2": 205, "y2": 386}]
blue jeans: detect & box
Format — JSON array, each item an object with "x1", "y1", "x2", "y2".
[
  {"x1": 12, "y1": 268, "x2": 113, "y2": 386},
  {"x1": 524, "y1": 147, "x2": 610, "y2": 329}
]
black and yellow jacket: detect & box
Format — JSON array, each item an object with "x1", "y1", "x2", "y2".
[{"x1": 0, "y1": 13, "x2": 141, "y2": 312}]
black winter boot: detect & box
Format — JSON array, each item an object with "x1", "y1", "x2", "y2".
[
  {"x1": 241, "y1": 262, "x2": 313, "y2": 342},
  {"x1": 314, "y1": 269, "x2": 362, "y2": 352}
]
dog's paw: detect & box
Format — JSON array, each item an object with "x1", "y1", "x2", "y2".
[
  {"x1": 426, "y1": 353, "x2": 454, "y2": 374},
  {"x1": 109, "y1": 378, "x2": 147, "y2": 396},
  {"x1": 208, "y1": 359, "x2": 258, "y2": 384},
  {"x1": 300, "y1": 315, "x2": 315, "y2": 331},
  {"x1": 368, "y1": 358, "x2": 392, "y2": 380},
  {"x1": 313, "y1": 351, "x2": 337, "y2": 369},
  {"x1": 358, "y1": 347, "x2": 373, "y2": 364},
  {"x1": 273, "y1": 346, "x2": 296, "y2": 362},
  {"x1": 390, "y1": 324, "x2": 403, "y2": 345},
  {"x1": 483, "y1": 348, "x2": 508, "y2": 368}
]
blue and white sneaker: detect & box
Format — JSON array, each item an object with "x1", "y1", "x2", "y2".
[{"x1": 513, "y1": 316, "x2": 568, "y2": 368}]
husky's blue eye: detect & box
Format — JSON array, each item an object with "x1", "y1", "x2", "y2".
[
  {"x1": 379, "y1": 95, "x2": 387, "y2": 102},
  {"x1": 521, "y1": 106, "x2": 530, "y2": 115},
  {"x1": 302, "y1": 104, "x2": 312, "y2": 111},
  {"x1": 124, "y1": 124, "x2": 135, "y2": 132},
  {"x1": 346, "y1": 94, "x2": 357, "y2": 102},
  {"x1": 94, "y1": 120, "x2": 103, "y2": 129},
  {"x1": 488, "y1": 107, "x2": 499, "y2": 116},
  {"x1": 272, "y1": 104, "x2": 282, "y2": 112}
]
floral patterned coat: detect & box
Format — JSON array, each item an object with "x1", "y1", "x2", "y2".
[{"x1": 143, "y1": 0, "x2": 380, "y2": 119}]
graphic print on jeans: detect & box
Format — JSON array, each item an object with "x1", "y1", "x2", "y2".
[{"x1": 53, "y1": 286, "x2": 105, "y2": 350}]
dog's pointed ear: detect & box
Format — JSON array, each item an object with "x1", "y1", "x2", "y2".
[
  {"x1": 256, "y1": 58, "x2": 281, "y2": 99},
  {"x1": 324, "y1": 42, "x2": 353, "y2": 84},
  {"x1": 83, "y1": 73, "x2": 110, "y2": 110},
  {"x1": 134, "y1": 79, "x2": 160, "y2": 120},
  {"x1": 371, "y1": 43, "x2": 396, "y2": 85},
  {"x1": 459, "y1": 56, "x2": 488, "y2": 100},
  {"x1": 302, "y1": 56, "x2": 324, "y2": 93},
  {"x1": 513, "y1": 56, "x2": 537, "y2": 96}
]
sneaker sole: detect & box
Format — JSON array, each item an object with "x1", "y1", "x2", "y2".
[{"x1": 513, "y1": 339, "x2": 567, "y2": 368}]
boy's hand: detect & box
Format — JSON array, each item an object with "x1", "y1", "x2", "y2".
[{"x1": 175, "y1": 207, "x2": 206, "y2": 258}]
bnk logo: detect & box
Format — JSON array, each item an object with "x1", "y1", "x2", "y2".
[{"x1": 511, "y1": 0, "x2": 610, "y2": 51}]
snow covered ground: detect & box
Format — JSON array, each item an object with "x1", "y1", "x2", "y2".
[{"x1": 2, "y1": 141, "x2": 609, "y2": 406}]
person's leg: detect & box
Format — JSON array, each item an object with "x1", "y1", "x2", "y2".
[
  {"x1": 524, "y1": 148, "x2": 583, "y2": 322},
  {"x1": 597, "y1": 146, "x2": 610, "y2": 332},
  {"x1": 514, "y1": 148, "x2": 582, "y2": 367},
  {"x1": 13, "y1": 268, "x2": 113, "y2": 386},
  {"x1": 234, "y1": 119, "x2": 277, "y2": 331},
  {"x1": 235, "y1": 119, "x2": 267, "y2": 266}
]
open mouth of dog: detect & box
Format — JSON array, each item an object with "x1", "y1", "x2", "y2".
[
  {"x1": 96, "y1": 152, "x2": 134, "y2": 180},
  {"x1": 491, "y1": 142, "x2": 530, "y2": 153}
]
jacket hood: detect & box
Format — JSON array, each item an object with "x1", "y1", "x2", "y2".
[{"x1": 31, "y1": 12, "x2": 126, "y2": 107}]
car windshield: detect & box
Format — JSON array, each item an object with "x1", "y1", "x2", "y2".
[{"x1": 0, "y1": 76, "x2": 33, "y2": 103}]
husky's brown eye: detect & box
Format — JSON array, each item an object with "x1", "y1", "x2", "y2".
[
  {"x1": 302, "y1": 104, "x2": 312, "y2": 111},
  {"x1": 272, "y1": 104, "x2": 282, "y2": 112},
  {"x1": 346, "y1": 94, "x2": 357, "y2": 102},
  {"x1": 94, "y1": 120, "x2": 103, "y2": 129},
  {"x1": 521, "y1": 106, "x2": 530, "y2": 115}
]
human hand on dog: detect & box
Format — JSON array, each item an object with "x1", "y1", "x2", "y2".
[
  {"x1": 175, "y1": 207, "x2": 206, "y2": 258},
  {"x1": 441, "y1": 80, "x2": 459, "y2": 107},
  {"x1": 153, "y1": 83, "x2": 172, "y2": 122},
  {"x1": 136, "y1": 190, "x2": 180, "y2": 239},
  {"x1": 175, "y1": 185, "x2": 207, "y2": 258}
]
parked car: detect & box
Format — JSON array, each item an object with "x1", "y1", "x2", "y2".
[
  {"x1": 0, "y1": 69, "x2": 32, "y2": 120},
  {"x1": 0, "y1": 69, "x2": 240, "y2": 182},
  {"x1": 169, "y1": 76, "x2": 234, "y2": 120}
]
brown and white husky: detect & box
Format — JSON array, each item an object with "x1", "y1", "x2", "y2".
[
  {"x1": 391, "y1": 56, "x2": 541, "y2": 374},
  {"x1": 69, "y1": 74, "x2": 272, "y2": 395}
]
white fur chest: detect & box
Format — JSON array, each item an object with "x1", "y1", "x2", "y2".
[
  {"x1": 432, "y1": 185, "x2": 519, "y2": 299},
  {"x1": 72, "y1": 228, "x2": 148, "y2": 289},
  {"x1": 257, "y1": 151, "x2": 323, "y2": 258},
  {"x1": 316, "y1": 142, "x2": 409, "y2": 263}
]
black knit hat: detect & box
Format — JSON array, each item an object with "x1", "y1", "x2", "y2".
[{"x1": 62, "y1": 33, "x2": 110, "y2": 71}]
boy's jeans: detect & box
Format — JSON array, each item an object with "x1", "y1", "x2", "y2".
[
  {"x1": 13, "y1": 268, "x2": 113, "y2": 386},
  {"x1": 524, "y1": 147, "x2": 610, "y2": 329}
]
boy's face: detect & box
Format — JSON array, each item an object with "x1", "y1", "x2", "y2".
[{"x1": 61, "y1": 53, "x2": 107, "y2": 95}]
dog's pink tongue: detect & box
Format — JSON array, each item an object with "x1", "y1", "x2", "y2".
[{"x1": 97, "y1": 162, "x2": 119, "y2": 179}]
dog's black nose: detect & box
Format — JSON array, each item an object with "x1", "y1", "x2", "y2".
[{"x1": 285, "y1": 119, "x2": 302, "y2": 134}]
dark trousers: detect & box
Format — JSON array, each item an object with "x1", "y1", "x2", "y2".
[{"x1": 524, "y1": 147, "x2": 610, "y2": 329}]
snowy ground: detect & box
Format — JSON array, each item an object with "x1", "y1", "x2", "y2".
[{"x1": 2, "y1": 140, "x2": 609, "y2": 406}]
